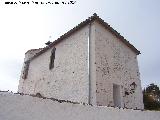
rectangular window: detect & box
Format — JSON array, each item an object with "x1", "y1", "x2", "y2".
[
  {"x1": 49, "y1": 47, "x2": 56, "y2": 69},
  {"x1": 113, "y1": 84, "x2": 121, "y2": 107},
  {"x1": 22, "y1": 60, "x2": 30, "y2": 79}
]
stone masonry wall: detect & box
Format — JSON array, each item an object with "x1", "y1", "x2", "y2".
[
  {"x1": 18, "y1": 25, "x2": 89, "y2": 103},
  {"x1": 93, "y1": 21, "x2": 144, "y2": 109},
  {"x1": 18, "y1": 20, "x2": 144, "y2": 109},
  {"x1": 0, "y1": 92, "x2": 159, "y2": 120}
]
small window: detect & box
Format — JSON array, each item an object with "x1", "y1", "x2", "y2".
[
  {"x1": 49, "y1": 47, "x2": 56, "y2": 69},
  {"x1": 22, "y1": 60, "x2": 30, "y2": 79}
]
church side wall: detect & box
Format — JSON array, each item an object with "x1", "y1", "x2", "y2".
[
  {"x1": 0, "y1": 92, "x2": 159, "y2": 120},
  {"x1": 94, "y1": 21, "x2": 144, "y2": 109},
  {"x1": 18, "y1": 26, "x2": 89, "y2": 103}
]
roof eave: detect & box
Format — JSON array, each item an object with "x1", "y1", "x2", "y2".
[
  {"x1": 28, "y1": 13, "x2": 141, "y2": 61},
  {"x1": 92, "y1": 15, "x2": 140, "y2": 55}
]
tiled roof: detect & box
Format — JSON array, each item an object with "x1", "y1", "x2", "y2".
[{"x1": 28, "y1": 13, "x2": 140, "y2": 61}]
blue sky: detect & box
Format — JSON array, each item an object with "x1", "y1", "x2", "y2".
[{"x1": 0, "y1": 0, "x2": 160, "y2": 92}]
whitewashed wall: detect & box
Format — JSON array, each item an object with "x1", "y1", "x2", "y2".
[
  {"x1": 0, "y1": 92, "x2": 159, "y2": 120},
  {"x1": 18, "y1": 25, "x2": 89, "y2": 103},
  {"x1": 18, "y1": 20, "x2": 144, "y2": 109},
  {"x1": 92, "y1": 21, "x2": 144, "y2": 109}
]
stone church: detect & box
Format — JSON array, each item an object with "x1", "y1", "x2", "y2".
[{"x1": 18, "y1": 14, "x2": 144, "y2": 109}]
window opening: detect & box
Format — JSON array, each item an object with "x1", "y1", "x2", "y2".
[
  {"x1": 49, "y1": 47, "x2": 56, "y2": 69},
  {"x1": 22, "y1": 60, "x2": 30, "y2": 79}
]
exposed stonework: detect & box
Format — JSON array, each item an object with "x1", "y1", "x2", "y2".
[{"x1": 18, "y1": 14, "x2": 144, "y2": 109}]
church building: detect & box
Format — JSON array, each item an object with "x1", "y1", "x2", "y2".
[{"x1": 18, "y1": 14, "x2": 144, "y2": 109}]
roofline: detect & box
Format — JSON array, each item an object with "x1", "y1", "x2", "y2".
[
  {"x1": 28, "y1": 13, "x2": 140, "y2": 61},
  {"x1": 92, "y1": 14, "x2": 140, "y2": 55}
]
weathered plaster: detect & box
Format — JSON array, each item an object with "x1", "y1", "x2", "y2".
[
  {"x1": 18, "y1": 26, "x2": 89, "y2": 103},
  {"x1": 18, "y1": 20, "x2": 144, "y2": 109},
  {"x1": 93, "y1": 21, "x2": 143, "y2": 109}
]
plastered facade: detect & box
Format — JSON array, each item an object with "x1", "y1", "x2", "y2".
[
  {"x1": 91, "y1": 21, "x2": 143, "y2": 109},
  {"x1": 18, "y1": 19, "x2": 143, "y2": 109},
  {"x1": 18, "y1": 26, "x2": 89, "y2": 103},
  {"x1": 0, "y1": 92, "x2": 159, "y2": 120}
]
